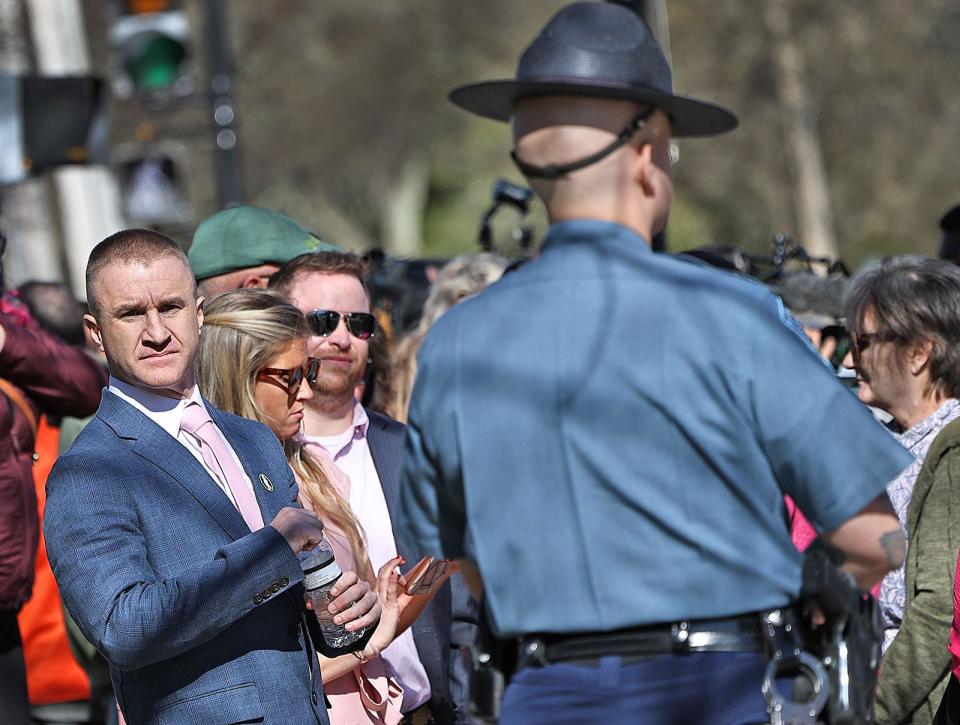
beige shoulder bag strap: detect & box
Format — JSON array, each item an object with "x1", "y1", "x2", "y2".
[{"x1": 0, "y1": 377, "x2": 38, "y2": 438}]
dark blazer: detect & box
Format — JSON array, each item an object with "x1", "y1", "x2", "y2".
[
  {"x1": 366, "y1": 408, "x2": 456, "y2": 724},
  {"x1": 44, "y1": 391, "x2": 328, "y2": 725}
]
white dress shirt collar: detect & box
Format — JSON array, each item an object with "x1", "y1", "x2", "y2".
[{"x1": 107, "y1": 375, "x2": 205, "y2": 438}]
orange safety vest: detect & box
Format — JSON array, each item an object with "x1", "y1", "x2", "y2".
[{"x1": 17, "y1": 416, "x2": 91, "y2": 705}]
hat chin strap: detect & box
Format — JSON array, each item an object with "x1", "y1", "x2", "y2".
[{"x1": 510, "y1": 109, "x2": 652, "y2": 180}]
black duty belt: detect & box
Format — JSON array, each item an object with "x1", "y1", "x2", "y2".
[{"x1": 517, "y1": 612, "x2": 764, "y2": 669}]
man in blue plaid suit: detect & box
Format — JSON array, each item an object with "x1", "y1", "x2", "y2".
[{"x1": 44, "y1": 229, "x2": 380, "y2": 724}]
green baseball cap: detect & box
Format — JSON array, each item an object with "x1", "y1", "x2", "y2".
[{"x1": 188, "y1": 205, "x2": 339, "y2": 280}]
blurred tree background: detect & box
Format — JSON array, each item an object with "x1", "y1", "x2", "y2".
[{"x1": 91, "y1": 0, "x2": 960, "y2": 267}]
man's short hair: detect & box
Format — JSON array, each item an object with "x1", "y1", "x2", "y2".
[
  {"x1": 267, "y1": 251, "x2": 368, "y2": 298},
  {"x1": 86, "y1": 229, "x2": 193, "y2": 315},
  {"x1": 845, "y1": 255, "x2": 960, "y2": 398}
]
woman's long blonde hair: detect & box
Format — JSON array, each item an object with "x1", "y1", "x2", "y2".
[{"x1": 197, "y1": 289, "x2": 369, "y2": 569}]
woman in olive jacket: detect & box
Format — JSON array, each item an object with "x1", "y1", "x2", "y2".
[
  {"x1": 876, "y1": 418, "x2": 960, "y2": 723},
  {"x1": 842, "y1": 257, "x2": 960, "y2": 724}
]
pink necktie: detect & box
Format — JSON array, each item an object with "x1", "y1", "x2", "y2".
[{"x1": 180, "y1": 402, "x2": 264, "y2": 532}]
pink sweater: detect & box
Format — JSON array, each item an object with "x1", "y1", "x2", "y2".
[{"x1": 784, "y1": 497, "x2": 882, "y2": 598}]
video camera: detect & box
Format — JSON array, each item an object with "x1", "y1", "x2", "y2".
[{"x1": 477, "y1": 179, "x2": 535, "y2": 254}]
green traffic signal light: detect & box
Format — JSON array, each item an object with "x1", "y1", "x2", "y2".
[
  {"x1": 111, "y1": 9, "x2": 190, "y2": 97},
  {"x1": 126, "y1": 34, "x2": 185, "y2": 91}
]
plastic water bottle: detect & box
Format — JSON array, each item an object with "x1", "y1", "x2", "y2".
[{"x1": 300, "y1": 539, "x2": 365, "y2": 649}]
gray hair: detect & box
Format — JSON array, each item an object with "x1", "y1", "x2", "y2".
[
  {"x1": 418, "y1": 253, "x2": 509, "y2": 331},
  {"x1": 845, "y1": 255, "x2": 960, "y2": 398}
]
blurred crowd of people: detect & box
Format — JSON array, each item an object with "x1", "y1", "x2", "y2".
[
  {"x1": 5, "y1": 198, "x2": 960, "y2": 725},
  {"x1": 4, "y1": 3, "x2": 960, "y2": 724}
]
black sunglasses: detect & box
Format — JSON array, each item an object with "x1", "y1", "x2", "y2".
[
  {"x1": 306, "y1": 310, "x2": 375, "y2": 340},
  {"x1": 257, "y1": 357, "x2": 320, "y2": 397},
  {"x1": 853, "y1": 331, "x2": 896, "y2": 354}
]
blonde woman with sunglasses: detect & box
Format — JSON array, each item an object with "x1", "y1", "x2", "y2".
[{"x1": 197, "y1": 289, "x2": 451, "y2": 724}]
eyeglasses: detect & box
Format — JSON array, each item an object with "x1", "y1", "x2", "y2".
[
  {"x1": 850, "y1": 330, "x2": 899, "y2": 370},
  {"x1": 668, "y1": 141, "x2": 680, "y2": 167},
  {"x1": 853, "y1": 331, "x2": 896, "y2": 353},
  {"x1": 306, "y1": 310, "x2": 375, "y2": 340},
  {"x1": 257, "y1": 357, "x2": 320, "y2": 397}
]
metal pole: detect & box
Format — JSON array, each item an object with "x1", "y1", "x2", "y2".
[
  {"x1": 27, "y1": 0, "x2": 125, "y2": 299},
  {"x1": 205, "y1": 0, "x2": 243, "y2": 207},
  {"x1": 0, "y1": 0, "x2": 63, "y2": 289},
  {"x1": 609, "y1": 1, "x2": 671, "y2": 68},
  {"x1": 608, "y1": 1, "x2": 672, "y2": 252},
  {"x1": 652, "y1": 0, "x2": 673, "y2": 70},
  {"x1": 609, "y1": 1, "x2": 648, "y2": 20}
]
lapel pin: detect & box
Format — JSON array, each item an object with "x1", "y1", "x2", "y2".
[{"x1": 259, "y1": 474, "x2": 274, "y2": 492}]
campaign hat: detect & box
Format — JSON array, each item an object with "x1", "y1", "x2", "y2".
[
  {"x1": 450, "y1": 2, "x2": 737, "y2": 137},
  {"x1": 188, "y1": 205, "x2": 339, "y2": 281}
]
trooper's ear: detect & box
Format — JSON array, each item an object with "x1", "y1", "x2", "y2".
[{"x1": 634, "y1": 141, "x2": 657, "y2": 197}]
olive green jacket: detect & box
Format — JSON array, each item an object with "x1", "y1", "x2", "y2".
[{"x1": 875, "y1": 418, "x2": 960, "y2": 724}]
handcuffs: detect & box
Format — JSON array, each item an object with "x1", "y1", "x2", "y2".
[{"x1": 760, "y1": 608, "x2": 831, "y2": 725}]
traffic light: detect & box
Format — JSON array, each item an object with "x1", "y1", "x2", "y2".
[
  {"x1": 109, "y1": 1, "x2": 191, "y2": 99},
  {"x1": 0, "y1": 75, "x2": 104, "y2": 184},
  {"x1": 112, "y1": 140, "x2": 189, "y2": 225}
]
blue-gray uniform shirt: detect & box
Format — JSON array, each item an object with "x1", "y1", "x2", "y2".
[{"x1": 397, "y1": 219, "x2": 911, "y2": 637}]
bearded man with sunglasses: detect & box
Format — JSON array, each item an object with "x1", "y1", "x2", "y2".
[
  {"x1": 842, "y1": 256, "x2": 960, "y2": 724},
  {"x1": 270, "y1": 252, "x2": 458, "y2": 725}
]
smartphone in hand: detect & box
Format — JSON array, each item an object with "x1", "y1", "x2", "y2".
[{"x1": 403, "y1": 556, "x2": 452, "y2": 596}]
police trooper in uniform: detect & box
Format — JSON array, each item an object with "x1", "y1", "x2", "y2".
[{"x1": 396, "y1": 3, "x2": 909, "y2": 723}]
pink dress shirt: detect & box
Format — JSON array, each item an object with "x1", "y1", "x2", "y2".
[
  {"x1": 784, "y1": 496, "x2": 882, "y2": 599},
  {"x1": 301, "y1": 402, "x2": 431, "y2": 713}
]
